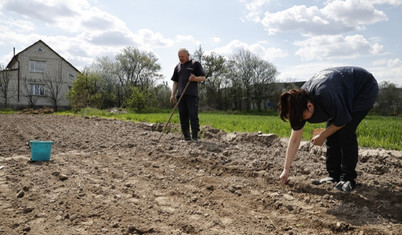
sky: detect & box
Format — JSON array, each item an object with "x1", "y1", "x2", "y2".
[{"x1": 0, "y1": 0, "x2": 401, "y2": 87}]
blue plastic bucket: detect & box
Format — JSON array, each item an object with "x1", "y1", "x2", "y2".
[{"x1": 29, "y1": 141, "x2": 54, "y2": 161}]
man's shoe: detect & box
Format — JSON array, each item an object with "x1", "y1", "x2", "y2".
[
  {"x1": 192, "y1": 131, "x2": 198, "y2": 141},
  {"x1": 311, "y1": 177, "x2": 337, "y2": 185},
  {"x1": 183, "y1": 130, "x2": 191, "y2": 141}
]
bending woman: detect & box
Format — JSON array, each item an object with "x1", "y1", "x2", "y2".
[{"x1": 278, "y1": 66, "x2": 378, "y2": 192}]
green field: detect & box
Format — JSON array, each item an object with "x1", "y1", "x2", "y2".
[{"x1": 59, "y1": 108, "x2": 401, "y2": 151}]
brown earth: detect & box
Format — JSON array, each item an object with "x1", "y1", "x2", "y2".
[{"x1": 0, "y1": 113, "x2": 401, "y2": 235}]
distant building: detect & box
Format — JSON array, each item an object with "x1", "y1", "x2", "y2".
[{"x1": 0, "y1": 40, "x2": 80, "y2": 110}]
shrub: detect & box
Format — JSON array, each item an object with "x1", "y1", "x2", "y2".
[{"x1": 123, "y1": 86, "x2": 158, "y2": 112}]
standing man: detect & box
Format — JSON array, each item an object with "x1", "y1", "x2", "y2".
[
  {"x1": 171, "y1": 48, "x2": 206, "y2": 141},
  {"x1": 278, "y1": 66, "x2": 378, "y2": 192}
]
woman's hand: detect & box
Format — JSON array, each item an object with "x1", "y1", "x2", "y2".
[
  {"x1": 279, "y1": 128, "x2": 303, "y2": 185},
  {"x1": 311, "y1": 134, "x2": 325, "y2": 146},
  {"x1": 279, "y1": 169, "x2": 290, "y2": 185}
]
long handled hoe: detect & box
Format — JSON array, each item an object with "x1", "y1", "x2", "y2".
[{"x1": 159, "y1": 79, "x2": 191, "y2": 140}]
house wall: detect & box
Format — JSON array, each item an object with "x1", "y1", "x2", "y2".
[{"x1": 2, "y1": 41, "x2": 79, "y2": 110}]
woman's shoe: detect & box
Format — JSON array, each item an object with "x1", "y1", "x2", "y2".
[{"x1": 311, "y1": 177, "x2": 338, "y2": 185}]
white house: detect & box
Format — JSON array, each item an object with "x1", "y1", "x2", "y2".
[{"x1": 0, "y1": 40, "x2": 80, "y2": 110}]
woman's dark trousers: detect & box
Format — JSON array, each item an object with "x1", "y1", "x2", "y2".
[{"x1": 325, "y1": 109, "x2": 370, "y2": 182}]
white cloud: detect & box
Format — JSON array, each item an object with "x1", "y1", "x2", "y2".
[
  {"x1": 136, "y1": 29, "x2": 174, "y2": 49},
  {"x1": 260, "y1": 0, "x2": 388, "y2": 35},
  {"x1": 212, "y1": 40, "x2": 287, "y2": 61},
  {"x1": 87, "y1": 30, "x2": 134, "y2": 46},
  {"x1": 387, "y1": 58, "x2": 402, "y2": 67},
  {"x1": 0, "y1": 18, "x2": 34, "y2": 34},
  {"x1": 277, "y1": 62, "x2": 345, "y2": 82},
  {"x1": 278, "y1": 58, "x2": 402, "y2": 86},
  {"x1": 261, "y1": 5, "x2": 350, "y2": 35},
  {"x1": 80, "y1": 8, "x2": 125, "y2": 32},
  {"x1": 369, "y1": 0, "x2": 402, "y2": 6},
  {"x1": 322, "y1": 0, "x2": 388, "y2": 26},
  {"x1": 210, "y1": 37, "x2": 221, "y2": 44},
  {"x1": 1, "y1": 0, "x2": 400, "y2": 87},
  {"x1": 174, "y1": 35, "x2": 201, "y2": 47},
  {"x1": 1, "y1": 0, "x2": 132, "y2": 41},
  {"x1": 241, "y1": 0, "x2": 271, "y2": 22},
  {"x1": 0, "y1": 0, "x2": 175, "y2": 67},
  {"x1": 294, "y1": 34, "x2": 384, "y2": 61},
  {"x1": 1, "y1": 0, "x2": 79, "y2": 22},
  {"x1": 370, "y1": 58, "x2": 402, "y2": 86}
]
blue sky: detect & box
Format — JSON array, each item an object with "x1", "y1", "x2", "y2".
[{"x1": 1, "y1": 0, "x2": 401, "y2": 86}]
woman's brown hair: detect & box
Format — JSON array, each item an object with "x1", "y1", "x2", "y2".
[{"x1": 279, "y1": 89, "x2": 311, "y2": 129}]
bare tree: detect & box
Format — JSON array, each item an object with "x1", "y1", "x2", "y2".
[
  {"x1": 0, "y1": 65, "x2": 13, "y2": 109},
  {"x1": 375, "y1": 81, "x2": 402, "y2": 115},
  {"x1": 90, "y1": 47, "x2": 163, "y2": 108},
  {"x1": 226, "y1": 49, "x2": 278, "y2": 112},
  {"x1": 41, "y1": 71, "x2": 65, "y2": 111},
  {"x1": 89, "y1": 58, "x2": 122, "y2": 107},
  {"x1": 20, "y1": 76, "x2": 39, "y2": 108},
  {"x1": 115, "y1": 47, "x2": 162, "y2": 97},
  {"x1": 226, "y1": 59, "x2": 244, "y2": 110},
  {"x1": 192, "y1": 45, "x2": 204, "y2": 65},
  {"x1": 251, "y1": 59, "x2": 278, "y2": 112},
  {"x1": 202, "y1": 53, "x2": 227, "y2": 109},
  {"x1": 73, "y1": 47, "x2": 164, "y2": 110}
]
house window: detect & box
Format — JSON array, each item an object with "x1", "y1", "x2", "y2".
[
  {"x1": 69, "y1": 73, "x2": 76, "y2": 78},
  {"x1": 30, "y1": 60, "x2": 46, "y2": 73},
  {"x1": 29, "y1": 84, "x2": 45, "y2": 96}
]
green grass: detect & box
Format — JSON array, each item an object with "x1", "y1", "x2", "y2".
[
  {"x1": 356, "y1": 115, "x2": 401, "y2": 150},
  {"x1": 57, "y1": 108, "x2": 401, "y2": 150},
  {"x1": 0, "y1": 109, "x2": 15, "y2": 114}
]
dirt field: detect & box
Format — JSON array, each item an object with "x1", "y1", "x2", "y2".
[{"x1": 0, "y1": 113, "x2": 401, "y2": 234}]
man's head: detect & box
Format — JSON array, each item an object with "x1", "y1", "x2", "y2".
[{"x1": 178, "y1": 48, "x2": 190, "y2": 64}]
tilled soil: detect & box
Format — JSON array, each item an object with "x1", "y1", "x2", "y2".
[{"x1": 0, "y1": 114, "x2": 401, "y2": 235}]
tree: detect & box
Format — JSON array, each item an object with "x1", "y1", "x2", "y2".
[
  {"x1": 192, "y1": 45, "x2": 204, "y2": 65},
  {"x1": 21, "y1": 76, "x2": 39, "y2": 108},
  {"x1": 226, "y1": 49, "x2": 278, "y2": 112},
  {"x1": 193, "y1": 46, "x2": 227, "y2": 109},
  {"x1": 225, "y1": 59, "x2": 244, "y2": 110},
  {"x1": 88, "y1": 57, "x2": 120, "y2": 108},
  {"x1": 115, "y1": 47, "x2": 163, "y2": 100},
  {"x1": 250, "y1": 58, "x2": 278, "y2": 112},
  {"x1": 152, "y1": 81, "x2": 171, "y2": 109},
  {"x1": 82, "y1": 47, "x2": 164, "y2": 110},
  {"x1": 375, "y1": 81, "x2": 402, "y2": 115},
  {"x1": 67, "y1": 71, "x2": 109, "y2": 111},
  {"x1": 123, "y1": 86, "x2": 158, "y2": 112},
  {"x1": 40, "y1": 71, "x2": 67, "y2": 111},
  {"x1": 0, "y1": 65, "x2": 13, "y2": 109}
]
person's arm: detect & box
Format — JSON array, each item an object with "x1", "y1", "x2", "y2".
[
  {"x1": 189, "y1": 74, "x2": 206, "y2": 82},
  {"x1": 170, "y1": 81, "x2": 178, "y2": 104},
  {"x1": 190, "y1": 61, "x2": 206, "y2": 82},
  {"x1": 279, "y1": 128, "x2": 304, "y2": 184},
  {"x1": 311, "y1": 123, "x2": 345, "y2": 146}
]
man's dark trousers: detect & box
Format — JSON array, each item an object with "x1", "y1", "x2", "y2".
[
  {"x1": 178, "y1": 95, "x2": 200, "y2": 135},
  {"x1": 325, "y1": 109, "x2": 371, "y2": 182}
]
